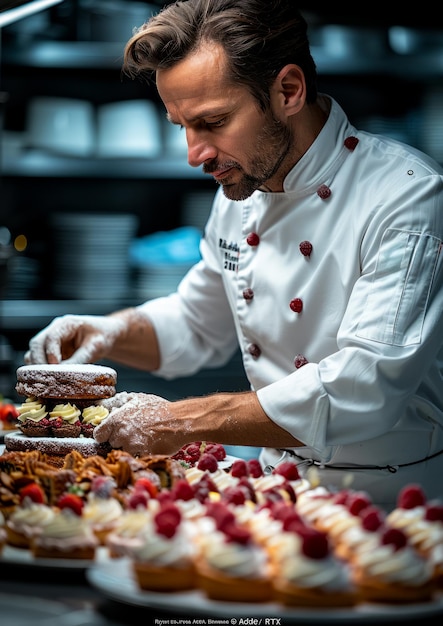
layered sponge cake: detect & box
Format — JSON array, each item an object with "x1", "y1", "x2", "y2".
[{"x1": 6, "y1": 363, "x2": 117, "y2": 460}]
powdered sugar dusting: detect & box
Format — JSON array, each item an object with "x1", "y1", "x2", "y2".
[
  {"x1": 16, "y1": 364, "x2": 117, "y2": 400},
  {"x1": 17, "y1": 364, "x2": 116, "y2": 375}
]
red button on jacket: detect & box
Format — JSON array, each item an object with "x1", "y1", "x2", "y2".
[
  {"x1": 289, "y1": 298, "x2": 303, "y2": 313},
  {"x1": 247, "y1": 343, "x2": 261, "y2": 358},
  {"x1": 246, "y1": 232, "x2": 260, "y2": 246}
]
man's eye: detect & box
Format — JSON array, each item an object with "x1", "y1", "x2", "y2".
[{"x1": 205, "y1": 118, "x2": 225, "y2": 128}]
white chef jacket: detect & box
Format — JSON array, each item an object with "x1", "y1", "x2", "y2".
[{"x1": 138, "y1": 96, "x2": 443, "y2": 509}]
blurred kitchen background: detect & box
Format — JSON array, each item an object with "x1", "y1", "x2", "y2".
[{"x1": 0, "y1": 0, "x2": 442, "y2": 406}]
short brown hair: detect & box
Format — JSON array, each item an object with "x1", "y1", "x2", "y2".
[{"x1": 123, "y1": 0, "x2": 318, "y2": 110}]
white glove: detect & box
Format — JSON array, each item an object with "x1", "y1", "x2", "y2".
[
  {"x1": 94, "y1": 392, "x2": 185, "y2": 457},
  {"x1": 24, "y1": 314, "x2": 127, "y2": 364}
]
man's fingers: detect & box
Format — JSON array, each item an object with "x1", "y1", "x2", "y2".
[{"x1": 93, "y1": 416, "x2": 115, "y2": 443}]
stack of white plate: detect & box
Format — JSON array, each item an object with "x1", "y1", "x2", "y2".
[
  {"x1": 420, "y1": 86, "x2": 443, "y2": 164},
  {"x1": 51, "y1": 213, "x2": 138, "y2": 299},
  {"x1": 3, "y1": 255, "x2": 40, "y2": 299},
  {"x1": 135, "y1": 262, "x2": 194, "y2": 299}
]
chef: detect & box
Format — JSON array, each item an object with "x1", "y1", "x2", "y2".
[{"x1": 24, "y1": 0, "x2": 443, "y2": 509}]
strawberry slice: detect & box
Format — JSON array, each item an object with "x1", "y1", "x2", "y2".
[
  {"x1": 134, "y1": 477, "x2": 158, "y2": 498},
  {"x1": 57, "y1": 493, "x2": 84, "y2": 516},
  {"x1": 19, "y1": 483, "x2": 45, "y2": 504}
]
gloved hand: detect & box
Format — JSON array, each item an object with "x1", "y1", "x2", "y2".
[
  {"x1": 24, "y1": 314, "x2": 127, "y2": 364},
  {"x1": 94, "y1": 392, "x2": 186, "y2": 457}
]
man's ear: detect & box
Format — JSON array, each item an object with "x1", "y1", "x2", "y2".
[{"x1": 270, "y1": 64, "x2": 306, "y2": 119}]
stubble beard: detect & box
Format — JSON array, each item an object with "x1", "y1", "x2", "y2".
[{"x1": 204, "y1": 113, "x2": 293, "y2": 201}]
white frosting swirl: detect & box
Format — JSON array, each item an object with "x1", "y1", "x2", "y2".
[
  {"x1": 105, "y1": 510, "x2": 150, "y2": 557},
  {"x1": 112, "y1": 510, "x2": 150, "y2": 538},
  {"x1": 34, "y1": 509, "x2": 98, "y2": 551},
  {"x1": 247, "y1": 507, "x2": 284, "y2": 545},
  {"x1": 270, "y1": 532, "x2": 351, "y2": 590},
  {"x1": 387, "y1": 507, "x2": 443, "y2": 554},
  {"x1": 83, "y1": 494, "x2": 123, "y2": 528},
  {"x1": 7, "y1": 503, "x2": 55, "y2": 537},
  {"x1": 82, "y1": 405, "x2": 109, "y2": 425},
  {"x1": 253, "y1": 473, "x2": 311, "y2": 497},
  {"x1": 49, "y1": 403, "x2": 81, "y2": 424},
  {"x1": 17, "y1": 398, "x2": 47, "y2": 422},
  {"x1": 199, "y1": 530, "x2": 268, "y2": 579},
  {"x1": 354, "y1": 541, "x2": 433, "y2": 585},
  {"x1": 295, "y1": 487, "x2": 332, "y2": 524},
  {"x1": 134, "y1": 518, "x2": 195, "y2": 568}
]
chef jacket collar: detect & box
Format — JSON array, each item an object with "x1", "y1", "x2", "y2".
[{"x1": 280, "y1": 95, "x2": 353, "y2": 196}]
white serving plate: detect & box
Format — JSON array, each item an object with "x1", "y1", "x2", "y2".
[
  {"x1": 87, "y1": 557, "x2": 443, "y2": 622},
  {"x1": 0, "y1": 544, "x2": 110, "y2": 571}
]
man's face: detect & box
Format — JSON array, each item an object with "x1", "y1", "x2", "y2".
[{"x1": 156, "y1": 43, "x2": 294, "y2": 200}]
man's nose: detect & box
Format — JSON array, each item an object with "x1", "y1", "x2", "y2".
[{"x1": 186, "y1": 129, "x2": 217, "y2": 167}]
